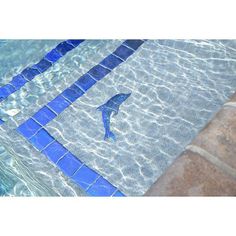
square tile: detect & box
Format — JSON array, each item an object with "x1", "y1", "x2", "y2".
[
  {"x1": 66, "y1": 40, "x2": 84, "y2": 47},
  {"x1": 45, "y1": 49, "x2": 62, "y2": 62},
  {"x1": 62, "y1": 84, "x2": 84, "y2": 103},
  {"x1": 72, "y1": 165, "x2": 99, "y2": 190},
  {"x1": 47, "y1": 95, "x2": 71, "y2": 114},
  {"x1": 57, "y1": 152, "x2": 83, "y2": 176},
  {"x1": 88, "y1": 65, "x2": 110, "y2": 81},
  {"x1": 113, "y1": 45, "x2": 134, "y2": 60},
  {"x1": 10, "y1": 75, "x2": 28, "y2": 90},
  {"x1": 56, "y1": 42, "x2": 74, "y2": 55},
  {"x1": 0, "y1": 84, "x2": 16, "y2": 99},
  {"x1": 33, "y1": 59, "x2": 52, "y2": 73},
  {"x1": 75, "y1": 74, "x2": 96, "y2": 91},
  {"x1": 21, "y1": 67, "x2": 40, "y2": 80},
  {"x1": 86, "y1": 177, "x2": 117, "y2": 196},
  {"x1": 42, "y1": 141, "x2": 67, "y2": 163},
  {"x1": 29, "y1": 128, "x2": 54, "y2": 151},
  {"x1": 123, "y1": 40, "x2": 144, "y2": 50},
  {"x1": 113, "y1": 190, "x2": 125, "y2": 197},
  {"x1": 32, "y1": 106, "x2": 57, "y2": 126},
  {"x1": 17, "y1": 118, "x2": 42, "y2": 139},
  {"x1": 100, "y1": 54, "x2": 123, "y2": 70}
]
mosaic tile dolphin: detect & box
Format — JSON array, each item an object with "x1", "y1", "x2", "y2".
[{"x1": 97, "y1": 93, "x2": 131, "y2": 141}]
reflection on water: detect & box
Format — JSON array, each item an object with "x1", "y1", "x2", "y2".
[{"x1": 0, "y1": 40, "x2": 236, "y2": 196}]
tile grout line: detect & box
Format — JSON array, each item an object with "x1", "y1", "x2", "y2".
[{"x1": 186, "y1": 144, "x2": 236, "y2": 179}]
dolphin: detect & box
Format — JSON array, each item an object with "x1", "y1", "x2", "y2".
[{"x1": 97, "y1": 93, "x2": 131, "y2": 141}]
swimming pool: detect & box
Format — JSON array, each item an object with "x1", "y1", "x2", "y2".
[{"x1": 0, "y1": 39, "x2": 236, "y2": 196}]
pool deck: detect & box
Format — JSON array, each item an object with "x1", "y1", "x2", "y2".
[{"x1": 145, "y1": 92, "x2": 236, "y2": 196}]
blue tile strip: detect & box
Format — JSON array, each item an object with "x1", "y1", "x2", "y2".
[
  {"x1": 0, "y1": 40, "x2": 85, "y2": 123},
  {"x1": 16, "y1": 40, "x2": 145, "y2": 196}
]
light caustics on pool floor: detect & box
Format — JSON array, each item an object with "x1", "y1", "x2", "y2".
[{"x1": 0, "y1": 39, "x2": 236, "y2": 196}]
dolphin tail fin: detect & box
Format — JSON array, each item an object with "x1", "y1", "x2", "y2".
[{"x1": 104, "y1": 130, "x2": 116, "y2": 141}]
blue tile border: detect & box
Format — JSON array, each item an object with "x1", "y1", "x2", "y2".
[
  {"x1": 16, "y1": 40, "x2": 145, "y2": 196},
  {"x1": 0, "y1": 39, "x2": 85, "y2": 125}
]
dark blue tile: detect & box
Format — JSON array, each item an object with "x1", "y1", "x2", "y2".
[
  {"x1": 21, "y1": 67, "x2": 40, "y2": 80},
  {"x1": 123, "y1": 40, "x2": 144, "y2": 50},
  {"x1": 62, "y1": 84, "x2": 84, "y2": 103},
  {"x1": 72, "y1": 165, "x2": 99, "y2": 190},
  {"x1": 75, "y1": 74, "x2": 96, "y2": 91},
  {"x1": 57, "y1": 152, "x2": 83, "y2": 176},
  {"x1": 10, "y1": 75, "x2": 28, "y2": 90},
  {"x1": 33, "y1": 59, "x2": 52, "y2": 73},
  {"x1": 88, "y1": 65, "x2": 110, "y2": 81},
  {"x1": 86, "y1": 177, "x2": 117, "y2": 196},
  {"x1": 56, "y1": 42, "x2": 74, "y2": 55},
  {"x1": 100, "y1": 54, "x2": 123, "y2": 70},
  {"x1": 32, "y1": 106, "x2": 57, "y2": 126},
  {"x1": 113, "y1": 45, "x2": 134, "y2": 60},
  {"x1": 113, "y1": 190, "x2": 125, "y2": 197},
  {"x1": 47, "y1": 95, "x2": 71, "y2": 114},
  {"x1": 42, "y1": 141, "x2": 67, "y2": 163},
  {"x1": 17, "y1": 118, "x2": 42, "y2": 139},
  {"x1": 29, "y1": 128, "x2": 54, "y2": 151},
  {"x1": 66, "y1": 40, "x2": 84, "y2": 47},
  {"x1": 45, "y1": 49, "x2": 62, "y2": 62},
  {"x1": 0, "y1": 84, "x2": 16, "y2": 99},
  {"x1": 0, "y1": 119, "x2": 4, "y2": 125}
]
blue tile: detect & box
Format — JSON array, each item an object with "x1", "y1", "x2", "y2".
[
  {"x1": 88, "y1": 65, "x2": 110, "y2": 81},
  {"x1": 42, "y1": 141, "x2": 67, "y2": 163},
  {"x1": 33, "y1": 59, "x2": 52, "y2": 73},
  {"x1": 10, "y1": 75, "x2": 28, "y2": 90},
  {"x1": 123, "y1": 40, "x2": 144, "y2": 50},
  {"x1": 29, "y1": 128, "x2": 54, "y2": 151},
  {"x1": 72, "y1": 165, "x2": 99, "y2": 190},
  {"x1": 62, "y1": 84, "x2": 84, "y2": 103},
  {"x1": 56, "y1": 42, "x2": 74, "y2": 55},
  {"x1": 66, "y1": 40, "x2": 84, "y2": 47},
  {"x1": 86, "y1": 177, "x2": 117, "y2": 196},
  {"x1": 0, "y1": 119, "x2": 4, "y2": 125},
  {"x1": 17, "y1": 118, "x2": 42, "y2": 139},
  {"x1": 100, "y1": 54, "x2": 123, "y2": 70},
  {"x1": 21, "y1": 67, "x2": 40, "y2": 80},
  {"x1": 45, "y1": 49, "x2": 62, "y2": 62},
  {"x1": 57, "y1": 152, "x2": 83, "y2": 176},
  {"x1": 32, "y1": 106, "x2": 57, "y2": 126},
  {"x1": 47, "y1": 95, "x2": 71, "y2": 114},
  {"x1": 113, "y1": 45, "x2": 134, "y2": 60},
  {"x1": 0, "y1": 84, "x2": 16, "y2": 99},
  {"x1": 113, "y1": 190, "x2": 125, "y2": 197},
  {"x1": 75, "y1": 74, "x2": 96, "y2": 91}
]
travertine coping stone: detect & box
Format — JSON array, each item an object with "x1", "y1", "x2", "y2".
[
  {"x1": 145, "y1": 92, "x2": 236, "y2": 196},
  {"x1": 145, "y1": 150, "x2": 236, "y2": 196}
]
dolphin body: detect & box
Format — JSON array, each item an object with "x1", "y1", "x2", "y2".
[{"x1": 97, "y1": 93, "x2": 131, "y2": 141}]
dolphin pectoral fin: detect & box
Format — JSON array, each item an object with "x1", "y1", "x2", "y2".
[{"x1": 104, "y1": 131, "x2": 116, "y2": 141}]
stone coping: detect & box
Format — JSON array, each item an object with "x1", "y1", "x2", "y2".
[{"x1": 145, "y1": 92, "x2": 236, "y2": 196}]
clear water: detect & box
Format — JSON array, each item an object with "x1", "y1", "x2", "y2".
[{"x1": 0, "y1": 40, "x2": 236, "y2": 196}]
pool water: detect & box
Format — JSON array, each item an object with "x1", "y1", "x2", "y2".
[{"x1": 0, "y1": 40, "x2": 236, "y2": 196}]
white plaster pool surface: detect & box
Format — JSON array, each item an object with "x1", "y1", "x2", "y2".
[{"x1": 0, "y1": 40, "x2": 236, "y2": 196}]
